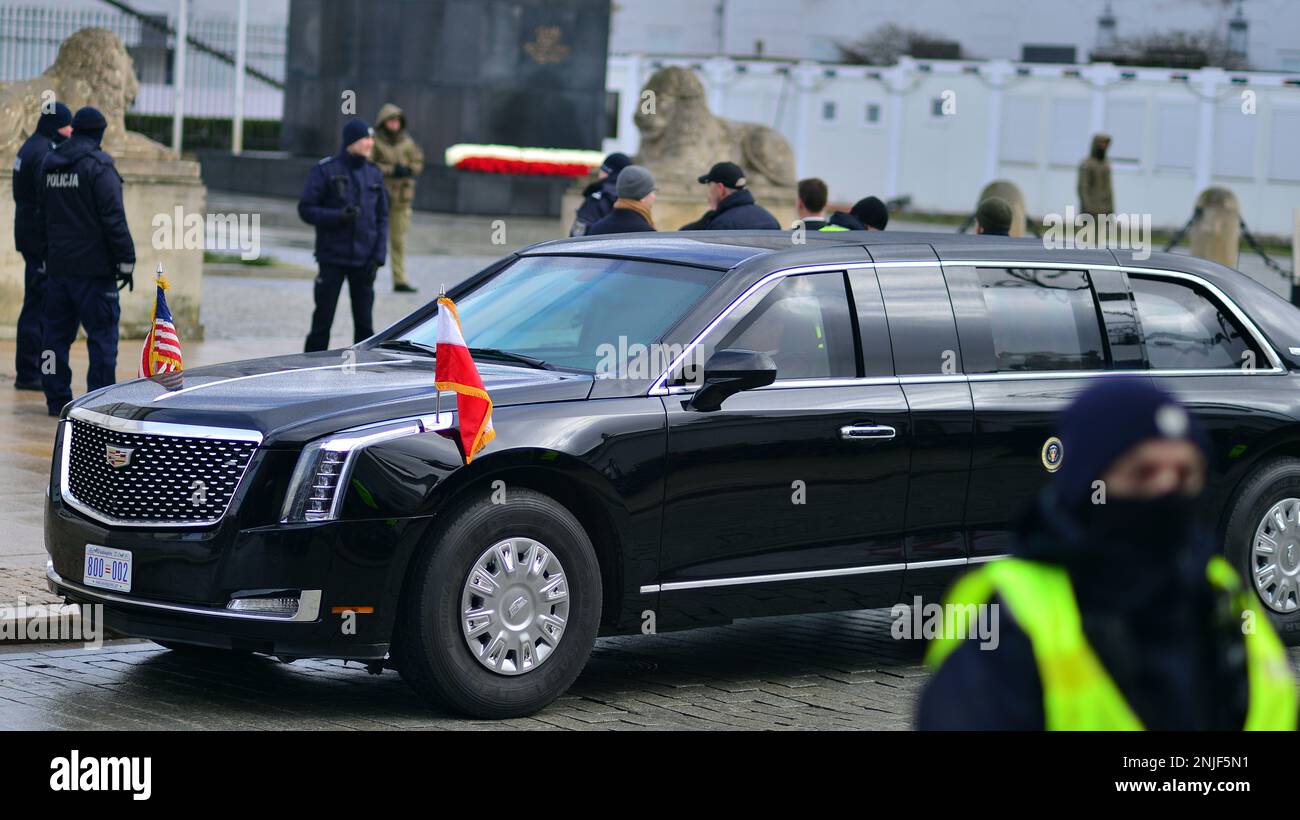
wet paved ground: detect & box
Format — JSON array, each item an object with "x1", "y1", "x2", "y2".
[{"x1": 0, "y1": 609, "x2": 927, "y2": 730}]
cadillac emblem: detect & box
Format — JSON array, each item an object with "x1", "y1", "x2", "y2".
[
  {"x1": 105, "y1": 444, "x2": 134, "y2": 469},
  {"x1": 1041, "y1": 437, "x2": 1063, "y2": 473}
]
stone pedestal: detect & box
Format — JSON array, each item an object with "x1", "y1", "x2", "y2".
[
  {"x1": 0, "y1": 157, "x2": 206, "y2": 342},
  {"x1": 1189, "y1": 187, "x2": 1241, "y2": 269}
]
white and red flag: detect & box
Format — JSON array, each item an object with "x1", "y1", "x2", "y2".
[
  {"x1": 139, "y1": 272, "x2": 184, "y2": 377},
  {"x1": 434, "y1": 296, "x2": 495, "y2": 463}
]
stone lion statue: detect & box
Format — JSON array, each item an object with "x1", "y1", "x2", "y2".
[
  {"x1": 0, "y1": 27, "x2": 171, "y2": 160},
  {"x1": 633, "y1": 66, "x2": 795, "y2": 188}
]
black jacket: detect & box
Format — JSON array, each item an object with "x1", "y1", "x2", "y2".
[
  {"x1": 680, "y1": 188, "x2": 780, "y2": 231},
  {"x1": 299, "y1": 151, "x2": 389, "y2": 268},
  {"x1": 586, "y1": 204, "x2": 655, "y2": 236},
  {"x1": 12, "y1": 127, "x2": 65, "y2": 257},
  {"x1": 38, "y1": 135, "x2": 134, "y2": 279},
  {"x1": 825, "y1": 211, "x2": 865, "y2": 231},
  {"x1": 570, "y1": 176, "x2": 618, "y2": 236},
  {"x1": 917, "y1": 492, "x2": 1252, "y2": 731}
]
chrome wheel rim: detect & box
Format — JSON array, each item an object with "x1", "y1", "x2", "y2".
[
  {"x1": 1252, "y1": 498, "x2": 1300, "y2": 614},
  {"x1": 460, "y1": 538, "x2": 569, "y2": 675}
]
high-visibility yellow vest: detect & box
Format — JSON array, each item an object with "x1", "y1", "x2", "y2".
[
  {"x1": 925, "y1": 556, "x2": 1297, "y2": 730},
  {"x1": 818, "y1": 224, "x2": 849, "y2": 231}
]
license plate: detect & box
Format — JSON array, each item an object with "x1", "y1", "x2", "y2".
[{"x1": 83, "y1": 544, "x2": 132, "y2": 593}]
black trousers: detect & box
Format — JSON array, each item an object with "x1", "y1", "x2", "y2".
[
  {"x1": 16, "y1": 252, "x2": 46, "y2": 384},
  {"x1": 304, "y1": 263, "x2": 376, "y2": 352},
  {"x1": 41, "y1": 275, "x2": 119, "y2": 414}
]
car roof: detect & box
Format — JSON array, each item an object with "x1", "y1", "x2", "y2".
[{"x1": 519, "y1": 229, "x2": 1056, "y2": 270}]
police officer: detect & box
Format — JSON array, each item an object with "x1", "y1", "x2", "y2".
[
  {"x1": 569, "y1": 152, "x2": 630, "y2": 236},
  {"x1": 919, "y1": 380, "x2": 1297, "y2": 730},
  {"x1": 299, "y1": 118, "x2": 388, "y2": 352},
  {"x1": 11, "y1": 101, "x2": 71, "y2": 391},
  {"x1": 38, "y1": 106, "x2": 135, "y2": 417}
]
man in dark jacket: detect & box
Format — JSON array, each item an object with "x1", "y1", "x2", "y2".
[
  {"x1": 681, "y1": 162, "x2": 780, "y2": 230},
  {"x1": 586, "y1": 165, "x2": 656, "y2": 235},
  {"x1": 11, "y1": 101, "x2": 71, "y2": 391},
  {"x1": 570, "y1": 152, "x2": 630, "y2": 236},
  {"x1": 299, "y1": 118, "x2": 389, "y2": 352},
  {"x1": 918, "y1": 380, "x2": 1296, "y2": 730},
  {"x1": 37, "y1": 106, "x2": 135, "y2": 416}
]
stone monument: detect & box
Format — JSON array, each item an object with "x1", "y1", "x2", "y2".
[
  {"x1": 562, "y1": 66, "x2": 798, "y2": 233},
  {"x1": 0, "y1": 28, "x2": 206, "y2": 340}
]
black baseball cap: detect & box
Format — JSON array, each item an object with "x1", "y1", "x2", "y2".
[{"x1": 698, "y1": 161, "x2": 747, "y2": 188}]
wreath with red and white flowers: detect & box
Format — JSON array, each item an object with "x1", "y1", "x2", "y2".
[{"x1": 444, "y1": 144, "x2": 606, "y2": 177}]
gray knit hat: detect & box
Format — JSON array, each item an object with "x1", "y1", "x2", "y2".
[{"x1": 617, "y1": 165, "x2": 656, "y2": 200}]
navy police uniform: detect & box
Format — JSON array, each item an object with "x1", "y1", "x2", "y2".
[
  {"x1": 299, "y1": 118, "x2": 388, "y2": 352},
  {"x1": 11, "y1": 102, "x2": 71, "y2": 389},
  {"x1": 37, "y1": 107, "x2": 135, "y2": 416}
]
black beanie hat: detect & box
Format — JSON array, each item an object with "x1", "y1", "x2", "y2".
[
  {"x1": 71, "y1": 106, "x2": 107, "y2": 145},
  {"x1": 1054, "y1": 378, "x2": 1208, "y2": 509},
  {"x1": 37, "y1": 102, "x2": 72, "y2": 138},
  {"x1": 850, "y1": 196, "x2": 889, "y2": 230},
  {"x1": 341, "y1": 118, "x2": 373, "y2": 149},
  {"x1": 600, "y1": 152, "x2": 631, "y2": 176}
]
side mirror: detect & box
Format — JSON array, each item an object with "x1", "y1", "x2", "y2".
[{"x1": 685, "y1": 349, "x2": 777, "y2": 412}]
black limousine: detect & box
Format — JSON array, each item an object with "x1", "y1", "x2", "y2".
[{"x1": 46, "y1": 230, "x2": 1300, "y2": 717}]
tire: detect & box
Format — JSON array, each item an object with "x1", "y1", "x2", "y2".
[
  {"x1": 1223, "y1": 456, "x2": 1300, "y2": 645},
  {"x1": 395, "y1": 487, "x2": 602, "y2": 718}
]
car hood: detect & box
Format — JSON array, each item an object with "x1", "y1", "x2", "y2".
[{"x1": 71, "y1": 350, "x2": 594, "y2": 445}]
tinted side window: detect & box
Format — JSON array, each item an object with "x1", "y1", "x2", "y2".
[
  {"x1": 706, "y1": 272, "x2": 856, "y2": 380},
  {"x1": 977, "y1": 268, "x2": 1105, "y2": 372},
  {"x1": 1131, "y1": 276, "x2": 1260, "y2": 370}
]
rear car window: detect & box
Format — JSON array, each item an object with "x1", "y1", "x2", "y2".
[
  {"x1": 1131, "y1": 275, "x2": 1261, "y2": 370},
  {"x1": 977, "y1": 267, "x2": 1106, "y2": 372}
]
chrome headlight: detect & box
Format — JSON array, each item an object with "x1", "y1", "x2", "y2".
[{"x1": 280, "y1": 415, "x2": 447, "y2": 523}]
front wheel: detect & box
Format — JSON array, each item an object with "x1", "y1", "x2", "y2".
[
  {"x1": 395, "y1": 487, "x2": 602, "y2": 718},
  {"x1": 1224, "y1": 457, "x2": 1300, "y2": 644}
]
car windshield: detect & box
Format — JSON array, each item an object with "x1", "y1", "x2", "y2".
[{"x1": 396, "y1": 256, "x2": 722, "y2": 372}]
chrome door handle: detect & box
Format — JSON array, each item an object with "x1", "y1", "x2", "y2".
[{"x1": 840, "y1": 424, "x2": 896, "y2": 441}]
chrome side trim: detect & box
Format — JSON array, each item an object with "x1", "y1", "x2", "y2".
[
  {"x1": 640, "y1": 562, "x2": 907, "y2": 593},
  {"x1": 68, "y1": 407, "x2": 263, "y2": 443},
  {"x1": 639, "y1": 554, "x2": 1013, "y2": 594},
  {"x1": 647, "y1": 258, "x2": 1287, "y2": 396},
  {"x1": 47, "y1": 563, "x2": 322, "y2": 623}
]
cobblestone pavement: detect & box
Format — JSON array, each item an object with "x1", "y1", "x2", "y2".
[{"x1": 0, "y1": 609, "x2": 928, "y2": 730}]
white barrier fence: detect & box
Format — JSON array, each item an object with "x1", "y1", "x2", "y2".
[{"x1": 605, "y1": 54, "x2": 1300, "y2": 237}]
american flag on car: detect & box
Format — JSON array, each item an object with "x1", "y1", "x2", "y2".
[{"x1": 139, "y1": 266, "x2": 183, "y2": 377}]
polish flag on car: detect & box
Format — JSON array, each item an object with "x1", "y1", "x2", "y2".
[{"x1": 435, "y1": 296, "x2": 496, "y2": 463}]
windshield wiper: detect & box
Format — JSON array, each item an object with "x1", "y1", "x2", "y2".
[
  {"x1": 374, "y1": 339, "x2": 438, "y2": 357},
  {"x1": 468, "y1": 347, "x2": 552, "y2": 370}
]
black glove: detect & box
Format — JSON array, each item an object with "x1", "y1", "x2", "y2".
[
  {"x1": 393, "y1": 164, "x2": 413, "y2": 179},
  {"x1": 340, "y1": 204, "x2": 360, "y2": 222},
  {"x1": 115, "y1": 261, "x2": 134, "y2": 292}
]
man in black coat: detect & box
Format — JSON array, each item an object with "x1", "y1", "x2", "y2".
[
  {"x1": 299, "y1": 118, "x2": 389, "y2": 352},
  {"x1": 11, "y1": 101, "x2": 71, "y2": 390},
  {"x1": 37, "y1": 106, "x2": 135, "y2": 416},
  {"x1": 680, "y1": 162, "x2": 780, "y2": 230},
  {"x1": 586, "y1": 165, "x2": 656, "y2": 236},
  {"x1": 569, "y1": 152, "x2": 630, "y2": 236},
  {"x1": 918, "y1": 380, "x2": 1294, "y2": 730}
]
